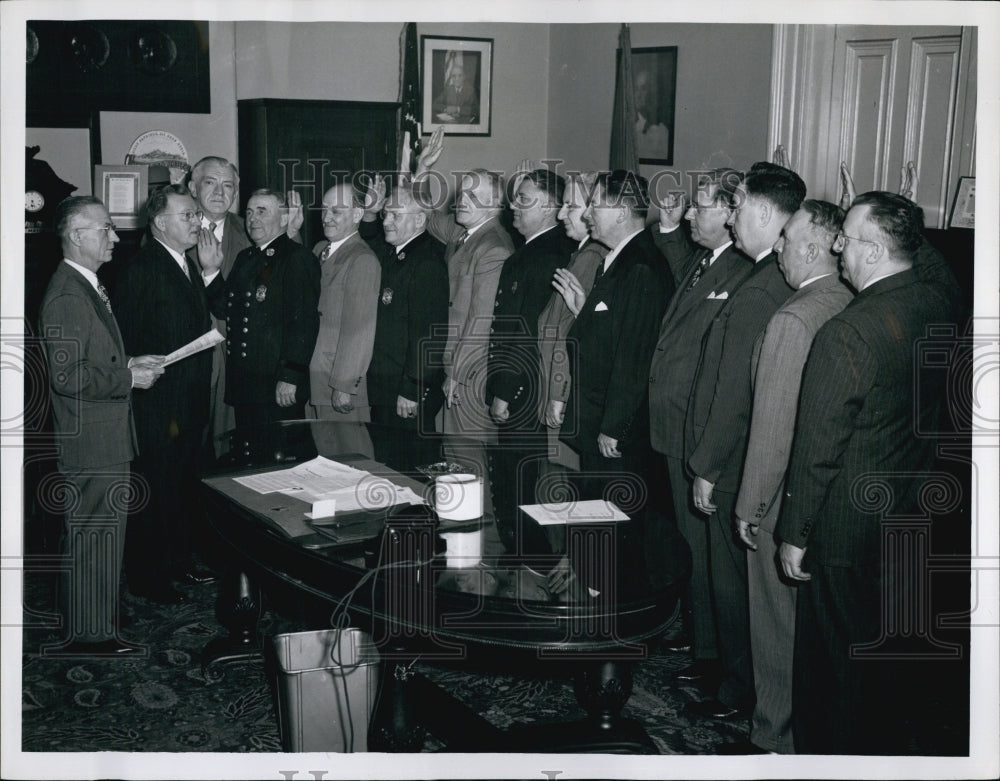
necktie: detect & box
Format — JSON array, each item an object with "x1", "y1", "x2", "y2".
[
  {"x1": 321, "y1": 243, "x2": 334, "y2": 262},
  {"x1": 96, "y1": 284, "x2": 113, "y2": 314},
  {"x1": 208, "y1": 221, "x2": 218, "y2": 237},
  {"x1": 687, "y1": 250, "x2": 711, "y2": 289},
  {"x1": 455, "y1": 230, "x2": 469, "y2": 247}
]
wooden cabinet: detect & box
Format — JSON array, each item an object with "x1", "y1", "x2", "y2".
[{"x1": 237, "y1": 99, "x2": 399, "y2": 248}]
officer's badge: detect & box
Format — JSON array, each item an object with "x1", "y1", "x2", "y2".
[
  {"x1": 381, "y1": 287, "x2": 394, "y2": 305},
  {"x1": 255, "y1": 285, "x2": 267, "y2": 302},
  {"x1": 511, "y1": 281, "x2": 518, "y2": 293},
  {"x1": 265, "y1": 248, "x2": 275, "y2": 257},
  {"x1": 398, "y1": 251, "x2": 406, "y2": 261}
]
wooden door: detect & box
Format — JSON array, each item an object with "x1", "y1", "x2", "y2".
[
  {"x1": 769, "y1": 25, "x2": 976, "y2": 227},
  {"x1": 238, "y1": 99, "x2": 398, "y2": 248}
]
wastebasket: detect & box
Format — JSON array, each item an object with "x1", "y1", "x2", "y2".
[{"x1": 271, "y1": 628, "x2": 380, "y2": 752}]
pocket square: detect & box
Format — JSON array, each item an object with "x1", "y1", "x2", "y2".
[
  {"x1": 594, "y1": 301, "x2": 609, "y2": 311},
  {"x1": 706, "y1": 291, "x2": 728, "y2": 300}
]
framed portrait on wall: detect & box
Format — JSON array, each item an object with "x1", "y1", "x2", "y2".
[
  {"x1": 622, "y1": 45, "x2": 678, "y2": 165},
  {"x1": 421, "y1": 35, "x2": 493, "y2": 136},
  {"x1": 94, "y1": 164, "x2": 147, "y2": 229}
]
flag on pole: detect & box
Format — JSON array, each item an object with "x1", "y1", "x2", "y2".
[
  {"x1": 610, "y1": 24, "x2": 640, "y2": 172},
  {"x1": 399, "y1": 22, "x2": 421, "y2": 176}
]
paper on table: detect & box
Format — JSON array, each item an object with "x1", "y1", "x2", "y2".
[
  {"x1": 163, "y1": 328, "x2": 225, "y2": 367},
  {"x1": 293, "y1": 480, "x2": 425, "y2": 519},
  {"x1": 233, "y1": 456, "x2": 368, "y2": 494},
  {"x1": 519, "y1": 500, "x2": 629, "y2": 526}
]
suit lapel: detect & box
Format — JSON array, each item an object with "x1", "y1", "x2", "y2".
[{"x1": 62, "y1": 264, "x2": 126, "y2": 352}]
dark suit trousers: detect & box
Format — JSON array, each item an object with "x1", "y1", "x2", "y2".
[
  {"x1": 793, "y1": 563, "x2": 912, "y2": 755},
  {"x1": 56, "y1": 466, "x2": 129, "y2": 644},
  {"x1": 666, "y1": 455, "x2": 718, "y2": 660},
  {"x1": 127, "y1": 427, "x2": 202, "y2": 592},
  {"x1": 489, "y1": 420, "x2": 551, "y2": 559},
  {"x1": 370, "y1": 404, "x2": 441, "y2": 475},
  {"x1": 709, "y1": 489, "x2": 754, "y2": 710}
]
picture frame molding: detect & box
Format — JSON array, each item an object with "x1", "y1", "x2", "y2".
[{"x1": 620, "y1": 44, "x2": 678, "y2": 166}]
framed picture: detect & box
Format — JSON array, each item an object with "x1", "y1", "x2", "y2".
[
  {"x1": 620, "y1": 46, "x2": 678, "y2": 165},
  {"x1": 421, "y1": 35, "x2": 493, "y2": 136},
  {"x1": 950, "y1": 176, "x2": 975, "y2": 229},
  {"x1": 94, "y1": 164, "x2": 147, "y2": 229}
]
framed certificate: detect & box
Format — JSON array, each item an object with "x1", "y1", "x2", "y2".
[{"x1": 94, "y1": 164, "x2": 147, "y2": 229}]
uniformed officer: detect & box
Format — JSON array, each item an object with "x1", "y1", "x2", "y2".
[
  {"x1": 485, "y1": 169, "x2": 576, "y2": 555},
  {"x1": 364, "y1": 183, "x2": 449, "y2": 471},
  {"x1": 198, "y1": 188, "x2": 319, "y2": 432}
]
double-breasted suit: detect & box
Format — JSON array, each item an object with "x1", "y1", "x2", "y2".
[
  {"x1": 734, "y1": 272, "x2": 853, "y2": 753},
  {"x1": 112, "y1": 239, "x2": 213, "y2": 592},
  {"x1": 365, "y1": 229, "x2": 449, "y2": 469},
  {"x1": 775, "y1": 269, "x2": 960, "y2": 754},
  {"x1": 308, "y1": 233, "x2": 381, "y2": 418},
  {"x1": 484, "y1": 224, "x2": 576, "y2": 552},
  {"x1": 684, "y1": 252, "x2": 794, "y2": 712},
  {"x1": 207, "y1": 233, "x2": 320, "y2": 427},
  {"x1": 647, "y1": 232, "x2": 752, "y2": 661},
  {"x1": 40, "y1": 262, "x2": 138, "y2": 643}
]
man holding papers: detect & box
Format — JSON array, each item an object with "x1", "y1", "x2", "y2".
[{"x1": 112, "y1": 184, "x2": 216, "y2": 604}]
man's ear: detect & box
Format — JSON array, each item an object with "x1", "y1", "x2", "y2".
[{"x1": 757, "y1": 200, "x2": 772, "y2": 227}]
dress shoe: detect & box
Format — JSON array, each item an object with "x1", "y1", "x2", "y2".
[
  {"x1": 132, "y1": 584, "x2": 188, "y2": 605},
  {"x1": 661, "y1": 635, "x2": 693, "y2": 654},
  {"x1": 42, "y1": 638, "x2": 145, "y2": 657},
  {"x1": 176, "y1": 565, "x2": 217, "y2": 585},
  {"x1": 674, "y1": 659, "x2": 721, "y2": 681},
  {"x1": 684, "y1": 697, "x2": 749, "y2": 721},
  {"x1": 715, "y1": 739, "x2": 770, "y2": 754}
]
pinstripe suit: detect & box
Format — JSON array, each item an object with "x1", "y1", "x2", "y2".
[
  {"x1": 776, "y1": 268, "x2": 959, "y2": 753},
  {"x1": 685, "y1": 253, "x2": 794, "y2": 710},
  {"x1": 735, "y1": 272, "x2": 853, "y2": 752},
  {"x1": 648, "y1": 233, "x2": 752, "y2": 661},
  {"x1": 40, "y1": 262, "x2": 138, "y2": 642}
]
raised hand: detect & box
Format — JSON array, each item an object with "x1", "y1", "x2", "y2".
[
  {"x1": 361, "y1": 175, "x2": 388, "y2": 221},
  {"x1": 656, "y1": 190, "x2": 687, "y2": 230},
  {"x1": 898, "y1": 161, "x2": 917, "y2": 201},
  {"x1": 196, "y1": 228, "x2": 224, "y2": 275},
  {"x1": 285, "y1": 190, "x2": 304, "y2": 238},
  {"x1": 552, "y1": 268, "x2": 587, "y2": 317},
  {"x1": 416, "y1": 126, "x2": 444, "y2": 174},
  {"x1": 838, "y1": 162, "x2": 857, "y2": 211}
]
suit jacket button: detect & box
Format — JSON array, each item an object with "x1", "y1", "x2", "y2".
[
  {"x1": 649, "y1": 377, "x2": 655, "y2": 383},
  {"x1": 241, "y1": 352, "x2": 247, "y2": 358},
  {"x1": 242, "y1": 327, "x2": 248, "y2": 333}
]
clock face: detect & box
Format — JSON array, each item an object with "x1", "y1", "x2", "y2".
[{"x1": 25, "y1": 190, "x2": 45, "y2": 213}]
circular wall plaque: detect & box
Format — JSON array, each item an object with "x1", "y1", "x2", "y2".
[
  {"x1": 66, "y1": 23, "x2": 110, "y2": 73},
  {"x1": 130, "y1": 27, "x2": 178, "y2": 75},
  {"x1": 126, "y1": 130, "x2": 190, "y2": 183}
]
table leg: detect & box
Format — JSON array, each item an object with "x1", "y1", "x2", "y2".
[
  {"x1": 201, "y1": 570, "x2": 262, "y2": 681},
  {"x1": 367, "y1": 646, "x2": 428, "y2": 752}
]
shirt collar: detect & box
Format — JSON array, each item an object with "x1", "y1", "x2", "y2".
[
  {"x1": 524, "y1": 224, "x2": 557, "y2": 245},
  {"x1": 603, "y1": 228, "x2": 645, "y2": 270},
  {"x1": 64, "y1": 259, "x2": 101, "y2": 291},
  {"x1": 754, "y1": 247, "x2": 772, "y2": 262},
  {"x1": 707, "y1": 240, "x2": 732, "y2": 266},
  {"x1": 323, "y1": 231, "x2": 358, "y2": 257},
  {"x1": 154, "y1": 238, "x2": 189, "y2": 269},
  {"x1": 395, "y1": 230, "x2": 425, "y2": 254},
  {"x1": 464, "y1": 215, "x2": 496, "y2": 238},
  {"x1": 798, "y1": 271, "x2": 835, "y2": 289},
  {"x1": 201, "y1": 215, "x2": 225, "y2": 239},
  {"x1": 257, "y1": 233, "x2": 282, "y2": 252}
]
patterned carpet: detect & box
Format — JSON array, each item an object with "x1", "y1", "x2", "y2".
[{"x1": 20, "y1": 569, "x2": 750, "y2": 755}]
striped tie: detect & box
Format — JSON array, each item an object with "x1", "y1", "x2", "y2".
[
  {"x1": 687, "y1": 250, "x2": 711, "y2": 289},
  {"x1": 96, "y1": 284, "x2": 113, "y2": 314}
]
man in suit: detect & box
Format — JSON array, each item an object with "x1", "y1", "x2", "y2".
[
  {"x1": 554, "y1": 170, "x2": 675, "y2": 597},
  {"x1": 431, "y1": 54, "x2": 479, "y2": 124},
  {"x1": 112, "y1": 184, "x2": 215, "y2": 604},
  {"x1": 186, "y1": 156, "x2": 250, "y2": 459},
  {"x1": 647, "y1": 168, "x2": 752, "y2": 674},
  {"x1": 485, "y1": 169, "x2": 577, "y2": 554},
  {"x1": 683, "y1": 163, "x2": 804, "y2": 720},
  {"x1": 308, "y1": 182, "x2": 380, "y2": 431},
  {"x1": 719, "y1": 200, "x2": 854, "y2": 754},
  {"x1": 776, "y1": 192, "x2": 961, "y2": 754},
  {"x1": 538, "y1": 172, "x2": 607, "y2": 467},
  {"x1": 39, "y1": 196, "x2": 163, "y2": 654},
  {"x1": 364, "y1": 183, "x2": 449, "y2": 471},
  {"x1": 199, "y1": 189, "x2": 319, "y2": 431}
]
